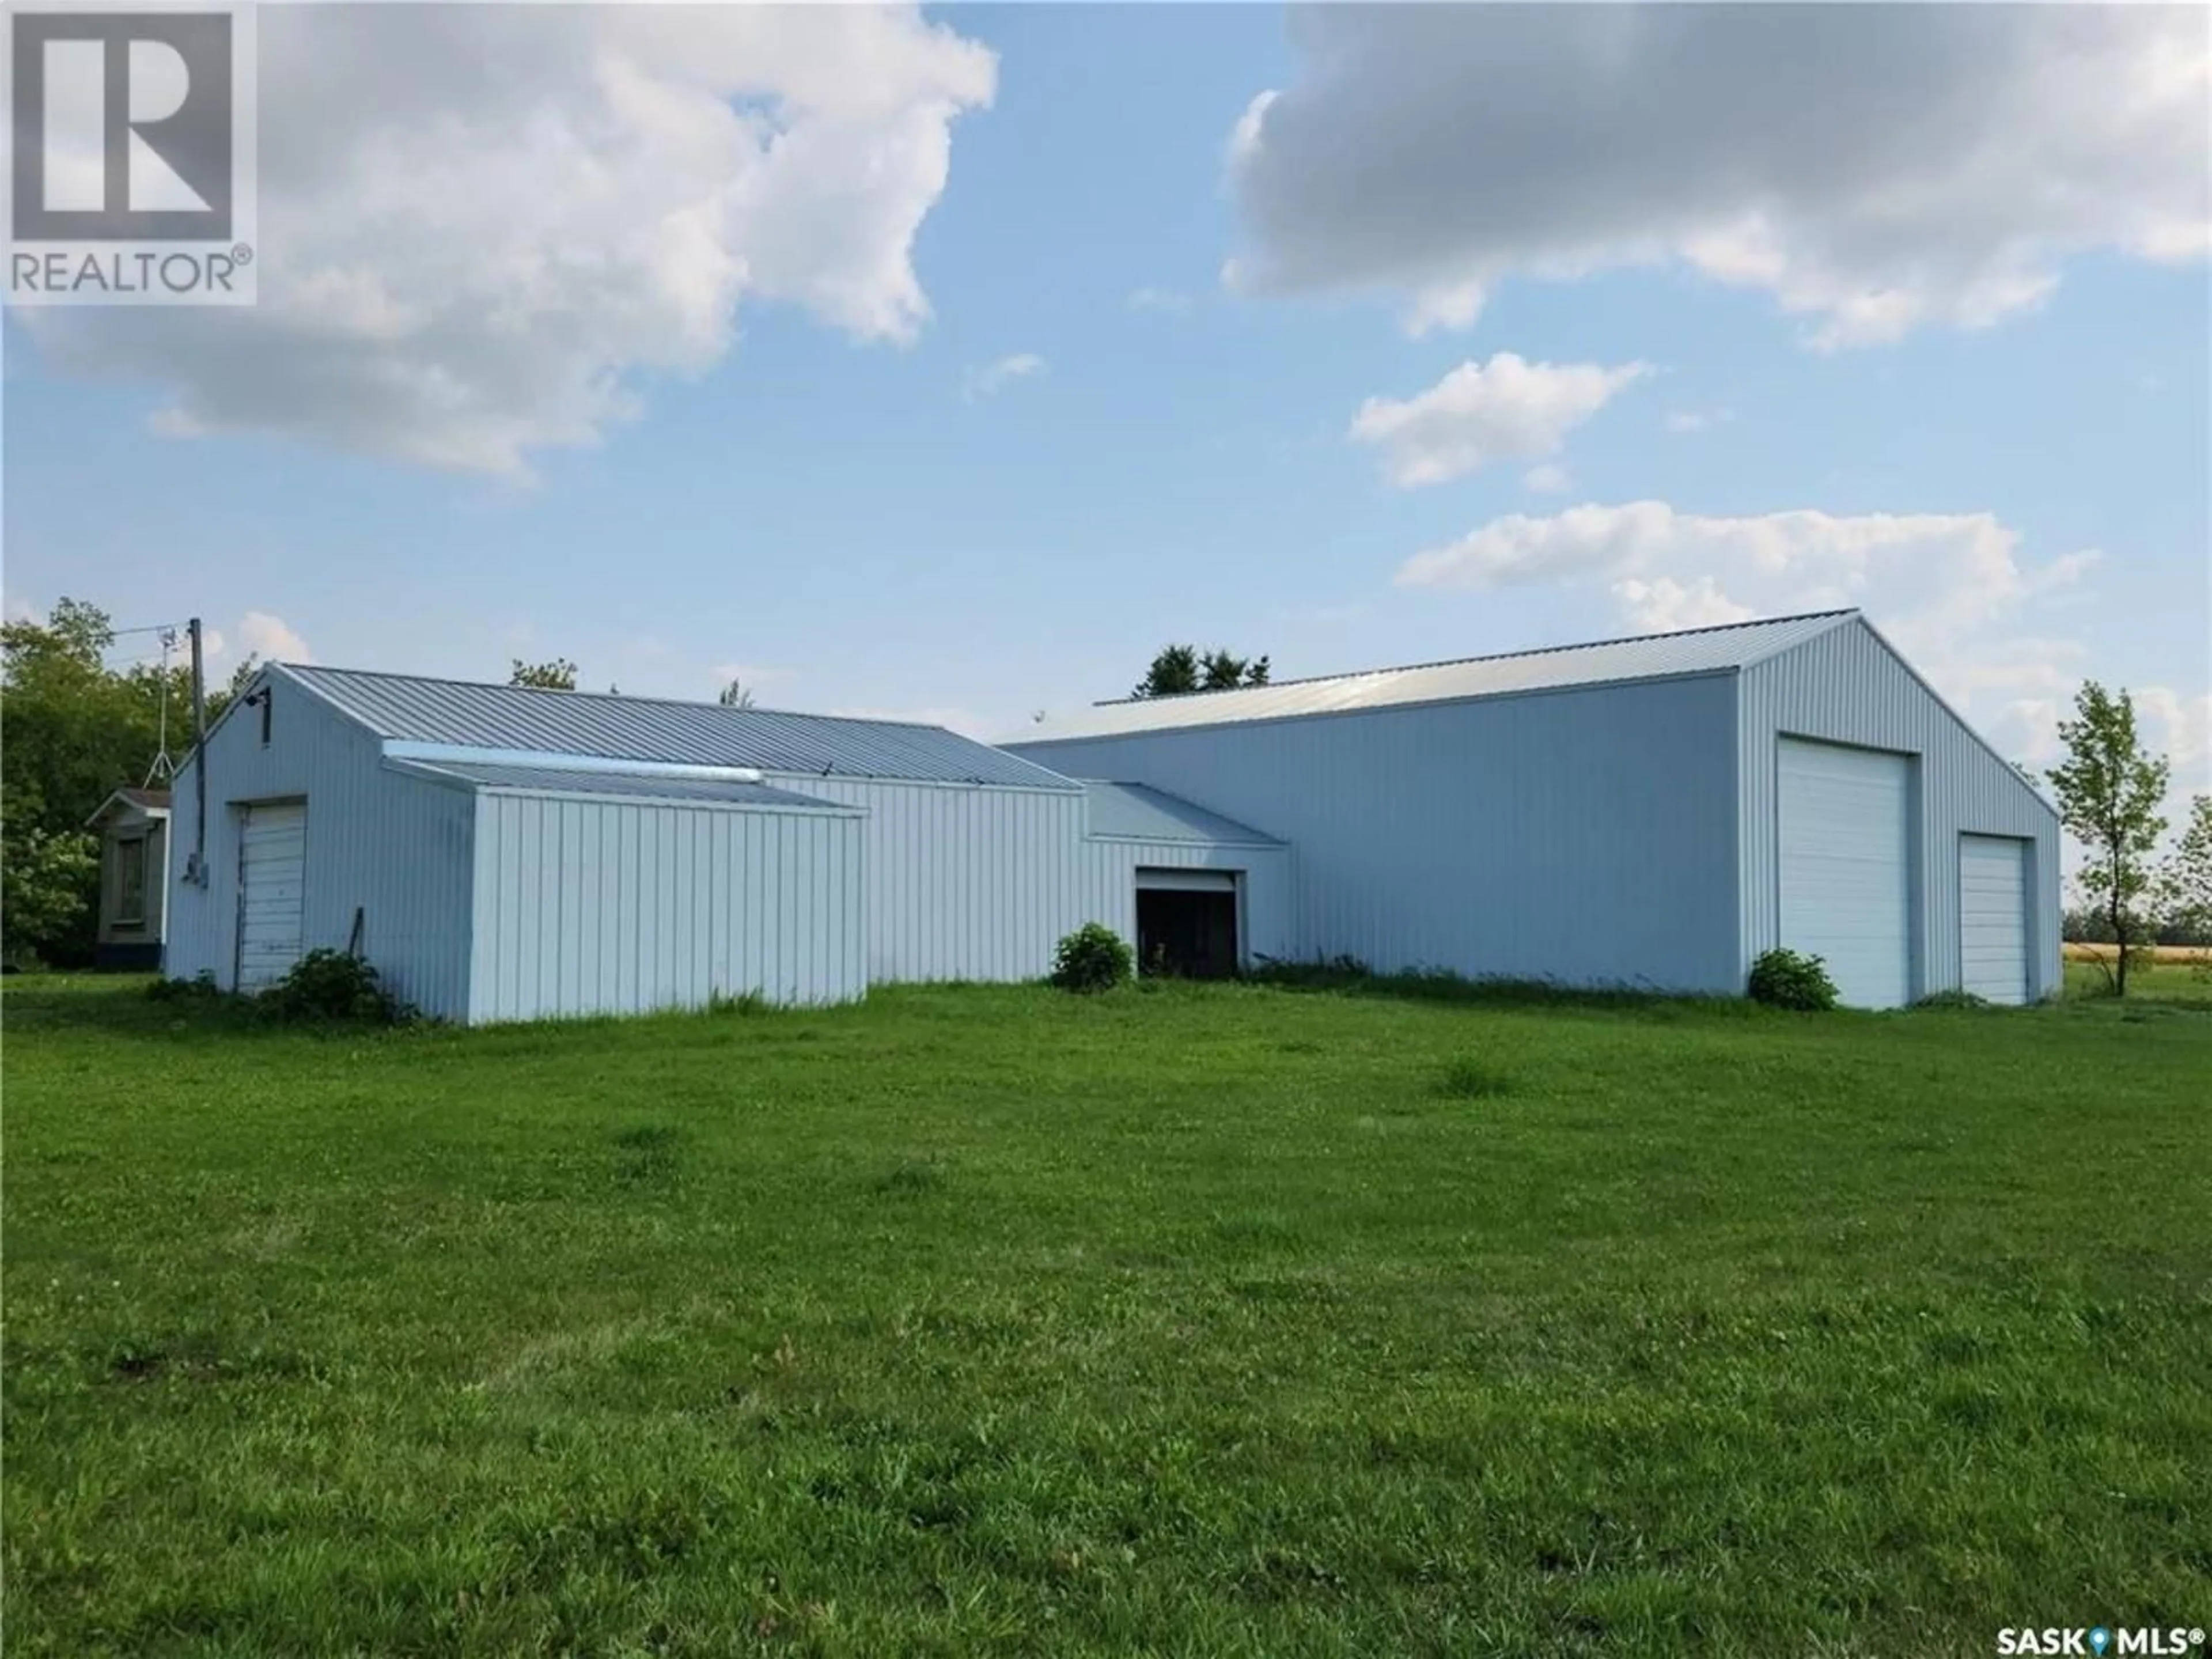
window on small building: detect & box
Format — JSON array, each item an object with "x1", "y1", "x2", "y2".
[{"x1": 115, "y1": 836, "x2": 149, "y2": 926}]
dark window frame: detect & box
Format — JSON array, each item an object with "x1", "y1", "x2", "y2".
[{"x1": 113, "y1": 834, "x2": 149, "y2": 926}]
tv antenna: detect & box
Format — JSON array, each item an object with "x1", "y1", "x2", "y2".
[{"x1": 144, "y1": 627, "x2": 180, "y2": 786}]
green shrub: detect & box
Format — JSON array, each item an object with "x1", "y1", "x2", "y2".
[
  {"x1": 1912, "y1": 988, "x2": 1991, "y2": 1011},
  {"x1": 1049, "y1": 923, "x2": 1133, "y2": 994},
  {"x1": 1748, "y1": 948, "x2": 1838, "y2": 1012},
  {"x1": 259, "y1": 949, "x2": 414, "y2": 1025},
  {"x1": 146, "y1": 971, "x2": 225, "y2": 1005}
]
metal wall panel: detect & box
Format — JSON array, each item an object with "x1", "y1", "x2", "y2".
[
  {"x1": 764, "y1": 777, "x2": 1090, "y2": 982},
  {"x1": 1010, "y1": 673, "x2": 1744, "y2": 993},
  {"x1": 755, "y1": 775, "x2": 1293, "y2": 983},
  {"x1": 1738, "y1": 618, "x2": 2062, "y2": 1000},
  {"x1": 466, "y1": 791, "x2": 865, "y2": 1021},
  {"x1": 164, "y1": 683, "x2": 477, "y2": 1017}
]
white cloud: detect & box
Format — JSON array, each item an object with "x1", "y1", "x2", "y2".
[
  {"x1": 1665, "y1": 408, "x2": 1732, "y2": 435},
  {"x1": 236, "y1": 611, "x2": 313, "y2": 665},
  {"x1": 2138, "y1": 687, "x2": 2212, "y2": 799},
  {"x1": 963, "y1": 351, "x2": 1047, "y2": 402},
  {"x1": 1350, "y1": 354, "x2": 1649, "y2": 488},
  {"x1": 1522, "y1": 463, "x2": 1572, "y2": 495},
  {"x1": 16, "y1": 6, "x2": 995, "y2": 475},
  {"x1": 1128, "y1": 287, "x2": 1194, "y2": 316},
  {"x1": 1404, "y1": 279, "x2": 1486, "y2": 338},
  {"x1": 1229, "y1": 7, "x2": 2208, "y2": 347}
]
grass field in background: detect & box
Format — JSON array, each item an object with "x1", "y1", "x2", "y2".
[{"x1": 5, "y1": 974, "x2": 2208, "y2": 1656}]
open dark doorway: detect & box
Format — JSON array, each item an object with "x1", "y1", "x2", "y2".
[{"x1": 1135, "y1": 880, "x2": 1240, "y2": 979}]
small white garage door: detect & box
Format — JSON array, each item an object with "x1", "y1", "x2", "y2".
[
  {"x1": 1959, "y1": 834, "x2": 2031, "y2": 1005},
  {"x1": 1778, "y1": 738, "x2": 1913, "y2": 1008},
  {"x1": 237, "y1": 801, "x2": 306, "y2": 990}
]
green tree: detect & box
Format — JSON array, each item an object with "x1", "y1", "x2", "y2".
[
  {"x1": 2047, "y1": 682, "x2": 2169, "y2": 995},
  {"x1": 1, "y1": 828, "x2": 99, "y2": 969},
  {"x1": 2157, "y1": 794, "x2": 2212, "y2": 949},
  {"x1": 1134, "y1": 643, "x2": 1270, "y2": 698},
  {"x1": 510, "y1": 658, "x2": 578, "y2": 691},
  {"x1": 1134, "y1": 644, "x2": 1200, "y2": 699},
  {"x1": 1, "y1": 600, "x2": 218, "y2": 965},
  {"x1": 718, "y1": 678, "x2": 757, "y2": 710},
  {"x1": 1200, "y1": 649, "x2": 1271, "y2": 690}
]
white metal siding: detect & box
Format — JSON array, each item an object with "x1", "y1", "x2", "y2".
[
  {"x1": 237, "y1": 802, "x2": 308, "y2": 989},
  {"x1": 1010, "y1": 673, "x2": 1744, "y2": 993},
  {"x1": 1777, "y1": 739, "x2": 1912, "y2": 1008},
  {"x1": 764, "y1": 777, "x2": 1089, "y2": 982},
  {"x1": 1959, "y1": 834, "x2": 2031, "y2": 1005},
  {"x1": 164, "y1": 673, "x2": 477, "y2": 1016},
  {"x1": 755, "y1": 775, "x2": 1295, "y2": 983},
  {"x1": 465, "y1": 791, "x2": 864, "y2": 1021},
  {"x1": 1739, "y1": 619, "x2": 2062, "y2": 1002}
]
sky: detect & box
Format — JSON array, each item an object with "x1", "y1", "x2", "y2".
[{"x1": 5, "y1": 3, "x2": 2208, "y2": 831}]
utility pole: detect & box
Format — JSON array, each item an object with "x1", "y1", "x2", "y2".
[{"x1": 188, "y1": 616, "x2": 207, "y2": 883}]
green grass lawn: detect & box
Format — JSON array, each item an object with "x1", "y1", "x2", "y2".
[{"x1": 5, "y1": 974, "x2": 2208, "y2": 1657}]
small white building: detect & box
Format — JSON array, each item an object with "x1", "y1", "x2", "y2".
[
  {"x1": 85, "y1": 787, "x2": 171, "y2": 969},
  {"x1": 1008, "y1": 610, "x2": 2061, "y2": 1007},
  {"x1": 164, "y1": 665, "x2": 1287, "y2": 1020}
]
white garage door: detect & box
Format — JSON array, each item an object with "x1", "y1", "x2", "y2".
[
  {"x1": 1959, "y1": 834, "x2": 2031, "y2": 1005},
  {"x1": 1778, "y1": 738, "x2": 1912, "y2": 1008},
  {"x1": 237, "y1": 801, "x2": 306, "y2": 990}
]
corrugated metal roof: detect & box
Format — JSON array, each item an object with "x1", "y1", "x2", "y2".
[
  {"x1": 1082, "y1": 781, "x2": 1282, "y2": 845},
  {"x1": 282, "y1": 665, "x2": 1078, "y2": 790},
  {"x1": 1022, "y1": 611, "x2": 1858, "y2": 744},
  {"x1": 389, "y1": 759, "x2": 858, "y2": 812}
]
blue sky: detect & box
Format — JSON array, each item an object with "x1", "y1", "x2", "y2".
[{"x1": 5, "y1": 3, "x2": 2206, "y2": 806}]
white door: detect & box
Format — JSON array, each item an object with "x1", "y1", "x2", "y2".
[
  {"x1": 1959, "y1": 834, "x2": 2031, "y2": 1005},
  {"x1": 237, "y1": 801, "x2": 306, "y2": 989},
  {"x1": 1778, "y1": 738, "x2": 1912, "y2": 1007}
]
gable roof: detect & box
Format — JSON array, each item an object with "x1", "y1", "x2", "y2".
[
  {"x1": 1018, "y1": 611, "x2": 1857, "y2": 744},
  {"x1": 84, "y1": 786, "x2": 172, "y2": 827},
  {"x1": 278, "y1": 664, "x2": 1077, "y2": 791},
  {"x1": 1081, "y1": 781, "x2": 1282, "y2": 846}
]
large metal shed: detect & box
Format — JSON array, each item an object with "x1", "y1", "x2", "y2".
[
  {"x1": 1006, "y1": 611, "x2": 2061, "y2": 1007},
  {"x1": 163, "y1": 665, "x2": 1291, "y2": 1020}
]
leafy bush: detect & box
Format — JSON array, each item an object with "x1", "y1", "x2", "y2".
[
  {"x1": 259, "y1": 949, "x2": 414, "y2": 1025},
  {"x1": 1048, "y1": 923, "x2": 1133, "y2": 994},
  {"x1": 1912, "y1": 988, "x2": 1991, "y2": 1012},
  {"x1": 1748, "y1": 948, "x2": 1838, "y2": 1012},
  {"x1": 146, "y1": 971, "x2": 225, "y2": 1005}
]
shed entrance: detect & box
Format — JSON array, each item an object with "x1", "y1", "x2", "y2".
[
  {"x1": 1959, "y1": 834, "x2": 2032, "y2": 1005},
  {"x1": 236, "y1": 800, "x2": 307, "y2": 990},
  {"x1": 1778, "y1": 737, "x2": 1912, "y2": 1007},
  {"x1": 1135, "y1": 870, "x2": 1239, "y2": 979}
]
